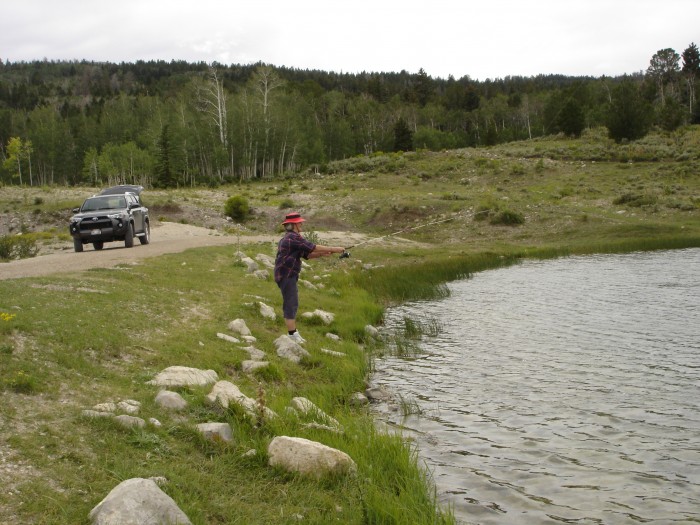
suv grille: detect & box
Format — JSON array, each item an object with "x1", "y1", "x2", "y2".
[{"x1": 79, "y1": 217, "x2": 112, "y2": 231}]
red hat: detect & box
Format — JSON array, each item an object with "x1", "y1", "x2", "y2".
[{"x1": 282, "y1": 212, "x2": 305, "y2": 224}]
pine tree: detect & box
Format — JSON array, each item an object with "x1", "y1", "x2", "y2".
[
  {"x1": 393, "y1": 118, "x2": 413, "y2": 152},
  {"x1": 605, "y1": 78, "x2": 652, "y2": 143}
]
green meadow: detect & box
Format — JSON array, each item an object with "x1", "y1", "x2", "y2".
[{"x1": 1, "y1": 127, "x2": 699, "y2": 524}]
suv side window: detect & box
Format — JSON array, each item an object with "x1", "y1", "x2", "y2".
[{"x1": 126, "y1": 195, "x2": 136, "y2": 207}]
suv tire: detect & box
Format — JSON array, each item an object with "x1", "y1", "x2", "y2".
[
  {"x1": 139, "y1": 222, "x2": 150, "y2": 245},
  {"x1": 74, "y1": 238, "x2": 84, "y2": 253},
  {"x1": 93, "y1": 241, "x2": 104, "y2": 250},
  {"x1": 124, "y1": 222, "x2": 134, "y2": 248}
]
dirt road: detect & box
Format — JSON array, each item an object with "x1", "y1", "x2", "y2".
[
  {"x1": 0, "y1": 223, "x2": 276, "y2": 280},
  {"x1": 0, "y1": 222, "x2": 372, "y2": 280}
]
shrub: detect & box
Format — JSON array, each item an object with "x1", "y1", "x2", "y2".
[
  {"x1": 224, "y1": 195, "x2": 250, "y2": 222},
  {"x1": 0, "y1": 235, "x2": 39, "y2": 261},
  {"x1": 613, "y1": 193, "x2": 658, "y2": 207},
  {"x1": 490, "y1": 210, "x2": 525, "y2": 226}
]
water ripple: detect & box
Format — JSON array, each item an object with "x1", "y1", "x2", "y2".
[{"x1": 374, "y1": 249, "x2": 700, "y2": 525}]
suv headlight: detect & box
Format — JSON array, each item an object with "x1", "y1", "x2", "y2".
[{"x1": 107, "y1": 213, "x2": 125, "y2": 219}]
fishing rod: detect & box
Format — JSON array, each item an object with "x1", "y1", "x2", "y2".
[{"x1": 339, "y1": 209, "x2": 488, "y2": 258}]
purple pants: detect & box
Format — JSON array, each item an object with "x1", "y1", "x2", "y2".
[{"x1": 277, "y1": 277, "x2": 299, "y2": 320}]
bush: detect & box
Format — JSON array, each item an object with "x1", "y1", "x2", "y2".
[
  {"x1": 490, "y1": 210, "x2": 525, "y2": 226},
  {"x1": 613, "y1": 193, "x2": 658, "y2": 207},
  {"x1": 224, "y1": 195, "x2": 250, "y2": 222},
  {"x1": 0, "y1": 235, "x2": 39, "y2": 261}
]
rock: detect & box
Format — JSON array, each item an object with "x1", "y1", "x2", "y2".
[
  {"x1": 240, "y1": 345, "x2": 266, "y2": 360},
  {"x1": 196, "y1": 422, "x2": 233, "y2": 443},
  {"x1": 349, "y1": 392, "x2": 369, "y2": 407},
  {"x1": 205, "y1": 381, "x2": 276, "y2": 421},
  {"x1": 149, "y1": 418, "x2": 162, "y2": 428},
  {"x1": 117, "y1": 400, "x2": 141, "y2": 415},
  {"x1": 364, "y1": 325, "x2": 380, "y2": 339},
  {"x1": 299, "y1": 279, "x2": 318, "y2": 290},
  {"x1": 155, "y1": 390, "x2": 187, "y2": 411},
  {"x1": 146, "y1": 366, "x2": 218, "y2": 388},
  {"x1": 216, "y1": 333, "x2": 240, "y2": 344},
  {"x1": 301, "y1": 309, "x2": 335, "y2": 325},
  {"x1": 268, "y1": 436, "x2": 356, "y2": 479},
  {"x1": 241, "y1": 360, "x2": 270, "y2": 373},
  {"x1": 325, "y1": 333, "x2": 341, "y2": 341},
  {"x1": 88, "y1": 477, "x2": 192, "y2": 525},
  {"x1": 274, "y1": 335, "x2": 311, "y2": 364},
  {"x1": 240, "y1": 256, "x2": 259, "y2": 273},
  {"x1": 241, "y1": 335, "x2": 257, "y2": 343},
  {"x1": 255, "y1": 253, "x2": 275, "y2": 268},
  {"x1": 113, "y1": 415, "x2": 146, "y2": 429},
  {"x1": 290, "y1": 397, "x2": 341, "y2": 429},
  {"x1": 82, "y1": 410, "x2": 113, "y2": 419},
  {"x1": 92, "y1": 402, "x2": 116, "y2": 413},
  {"x1": 228, "y1": 319, "x2": 251, "y2": 336},
  {"x1": 251, "y1": 270, "x2": 269, "y2": 280},
  {"x1": 365, "y1": 386, "x2": 392, "y2": 403},
  {"x1": 321, "y1": 348, "x2": 346, "y2": 357},
  {"x1": 258, "y1": 302, "x2": 276, "y2": 320}
]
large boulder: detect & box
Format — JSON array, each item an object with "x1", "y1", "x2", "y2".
[
  {"x1": 268, "y1": 436, "x2": 356, "y2": 479},
  {"x1": 155, "y1": 390, "x2": 187, "y2": 411},
  {"x1": 196, "y1": 422, "x2": 233, "y2": 443},
  {"x1": 301, "y1": 309, "x2": 335, "y2": 325},
  {"x1": 88, "y1": 477, "x2": 192, "y2": 525},
  {"x1": 146, "y1": 366, "x2": 218, "y2": 388}
]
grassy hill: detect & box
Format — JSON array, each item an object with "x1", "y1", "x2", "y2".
[{"x1": 0, "y1": 128, "x2": 698, "y2": 524}]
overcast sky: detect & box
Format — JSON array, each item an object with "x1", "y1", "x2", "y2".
[{"x1": 2, "y1": 1, "x2": 698, "y2": 80}]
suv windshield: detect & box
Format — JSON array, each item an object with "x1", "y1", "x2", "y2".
[{"x1": 81, "y1": 196, "x2": 126, "y2": 212}]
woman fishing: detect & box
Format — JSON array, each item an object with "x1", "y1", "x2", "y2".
[{"x1": 274, "y1": 212, "x2": 346, "y2": 344}]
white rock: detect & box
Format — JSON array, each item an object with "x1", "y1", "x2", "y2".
[
  {"x1": 274, "y1": 335, "x2": 311, "y2": 363},
  {"x1": 149, "y1": 418, "x2": 162, "y2": 428},
  {"x1": 241, "y1": 360, "x2": 270, "y2": 373},
  {"x1": 196, "y1": 422, "x2": 233, "y2": 443},
  {"x1": 92, "y1": 402, "x2": 117, "y2": 413},
  {"x1": 113, "y1": 415, "x2": 146, "y2": 429},
  {"x1": 364, "y1": 325, "x2": 380, "y2": 339},
  {"x1": 321, "y1": 348, "x2": 346, "y2": 357},
  {"x1": 155, "y1": 390, "x2": 187, "y2": 411},
  {"x1": 240, "y1": 345, "x2": 266, "y2": 360},
  {"x1": 258, "y1": 302, "x2": 276, "y2": 320},
  {"x1": 240, "y1": 256, "x2": 259, "y2": 272},
  {"x1": 205, "y1": 381, "x2": 276, "y2": 421},
  {"x1": 146, "y1": 366, "x2": 218, "y2": 387},
  {"x1": 325, "y1": 333, "x2": 341, "y2": 341},
  {"x1": 251, "y1": 270, "x2": 269, "y2": 280},
  {"x1": 268, "y1": 436, "x2": 356, "y2": 479},
  {"x1": 299, "y1": 279, "x2": 318, "y2": 290},
  {"x1": 82, "y1": 410, "x2": 113, "y2": 419},
  {"x1": 241, "y1": 335, "x2": 257, "y2": 343},
  {"x1": 117, "y1": 400, "x2": 141, "y2": 414},
  {"x1": 89, "y1": 478, "x2": 192, "y2": 525},
  {"x1": 290, "y1": 397, "x2": 341, "y2": 429},
  {"x1": 301, "y1": 309, "x2": 334, "y2": 325},
  {"x1": 365, "y1": 386, "x2": 392, "y2": 402},
  {"x1": 349, "y1": 392, "x2": 369, "y2": 407},
  {"x1": 228, "y1": 319, "x2": 251, "y2": 336},
  {"x1": 255, "y1": 253, "x2": 275, "y2": 268},
  {"x1": 217, "y1": 332, "x2": 240, "y2": 344}
]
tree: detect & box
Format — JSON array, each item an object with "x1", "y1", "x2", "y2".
[
  {"x1": 605, "y1": 77, "x2": 652, "y2": 143},
  {"x1": 153, "y1": 125, "x2": 178, "y2": 188},
  {"x1": 414, "y1": 68, "x2": 433, "y2": 107},
  {"x1": 3, "y1": 137, "x2": 32, "y2": 185},
  {"x1": 682, "y1": 43, "x2": 700, "y2": 117},
  {"x1": 647, "y1": 48, "x2": 680, "y2": 105},
  {"x1": 393, "y1": 117, "x2": 414, "y2": 151},
  {"x1": 558, "y1": 99, "x2": 585, "y2": 137}
]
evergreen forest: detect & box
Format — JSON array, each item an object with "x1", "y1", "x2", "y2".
[{"x1": 1, "y1": 42, "x2": 698, "y2": 188}]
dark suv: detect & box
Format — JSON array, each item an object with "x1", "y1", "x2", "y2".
[{"x1": 69, "y1": 185, "x2": 150, "y2": 252}]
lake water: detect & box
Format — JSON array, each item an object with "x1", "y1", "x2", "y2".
[{"x1": 372, "y1": 249, "x2": 700, "y2": 525}]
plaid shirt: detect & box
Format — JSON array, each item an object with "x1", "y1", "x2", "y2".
[{"x1": 274, "y1": 231, "x2": 316, "y2": 282}]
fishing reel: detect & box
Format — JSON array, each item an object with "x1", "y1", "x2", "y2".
[{"x1": 339, "y1": 250, "x2": 351, "y2": 259}]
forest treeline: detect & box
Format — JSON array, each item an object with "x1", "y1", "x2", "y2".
[{"x1": 0, "y1": 42, "x2": 698, "y2": 188}]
